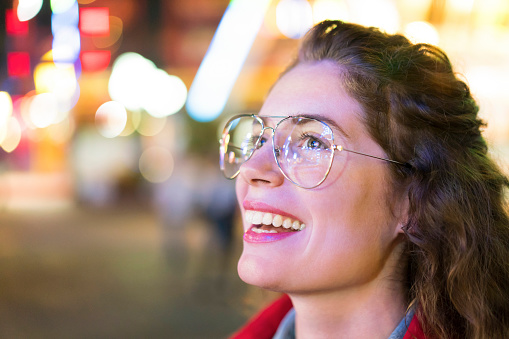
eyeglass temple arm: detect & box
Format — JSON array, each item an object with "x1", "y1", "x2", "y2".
[{"x1": 336, "y1": 146, "x2": 412, "y2": 169}]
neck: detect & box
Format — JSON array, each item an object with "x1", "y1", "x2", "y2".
[{"x1": 290, "y1": 278, "x2": 408, "y2": 339}]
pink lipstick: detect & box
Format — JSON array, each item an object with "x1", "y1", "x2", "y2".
[{"x1": 244, "y1": 226, "x2": 300, "y2": 243}]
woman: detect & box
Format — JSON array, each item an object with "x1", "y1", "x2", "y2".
[{"x1": 219, "y1": 20, "x2": 509, "y2": 338}]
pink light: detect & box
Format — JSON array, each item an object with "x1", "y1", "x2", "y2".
[
  {"x1": 7, "y1": 52, "x2": 31, "y2": 77},
  {"x1": 6, "y1": 9, "x2": 29, "y2": 35},
  {"x1": 80, "y1": 7, "x2": 110, "y2": 36},
  {"x1": 81, "y1": 50, "x2": 111, "y2": 72}
]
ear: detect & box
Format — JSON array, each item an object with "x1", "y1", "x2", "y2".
[{"x1": 394, "y1": 191, "x2": 410, "y2": 236}]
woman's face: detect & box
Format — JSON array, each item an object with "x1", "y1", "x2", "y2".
[{"x1": 235, "y1": 61, "x2": 407, "y2": 294}]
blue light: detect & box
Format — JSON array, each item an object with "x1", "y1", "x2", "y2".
[
  {"x1": 52, "y1": 26, "x2": 81, "y2": 63},
  {"x1": 51, "y1": 1, "x2": 79, "y2": 35},
  {"x1": 186, "y1": 0, "x2": 271, "y2": 122}
]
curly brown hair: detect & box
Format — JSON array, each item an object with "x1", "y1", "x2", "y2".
[{"x1": 292, "y1": 20, "x2": 509, "y2": 338}]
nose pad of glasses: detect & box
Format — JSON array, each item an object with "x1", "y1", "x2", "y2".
[{"x1": 274, "y1": 146, "x2": 281, "y2": 156}]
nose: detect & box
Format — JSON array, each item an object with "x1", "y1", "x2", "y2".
[{"x1": 238, "y1": 129, "x2": 285, "y2": 188}]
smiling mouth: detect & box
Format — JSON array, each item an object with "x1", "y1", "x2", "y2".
[{"x1": 245, "y1": 210, "x2": 306, "y2": 233}]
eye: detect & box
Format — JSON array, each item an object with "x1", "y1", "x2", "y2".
[
  {"x1": 306, "y1": 138, "x2": 322, "y2": 149},
  {"x1": 258, "y1": 137, "x2": 268, "y2": 148},
  {"x1": 300, "y1": 134, "x2": 328, "y2": 150}
]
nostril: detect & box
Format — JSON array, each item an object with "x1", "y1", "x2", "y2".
[{"x1": 251, "y1": 178, "x2": 272, "y2": 185}]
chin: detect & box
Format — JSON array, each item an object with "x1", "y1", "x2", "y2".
[{"x1": 237, "y1": 253, "x2": 286, "y2": 291}]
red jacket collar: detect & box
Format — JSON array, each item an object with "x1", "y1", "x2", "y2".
[{"x1": 229, "y1": 294, "x2": 428, "y2": 339}]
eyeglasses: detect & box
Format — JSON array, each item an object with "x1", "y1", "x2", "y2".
[{"x1": 219, "y1": 114, "x2": 410, "y2": 189}]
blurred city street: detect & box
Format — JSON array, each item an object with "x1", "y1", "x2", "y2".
[
  {"x1": 0, "y1": 203, "x2": 277, "y2": 338},
  {"x1": 1, "y1": 0, "x2": 508, "y2": 338}
]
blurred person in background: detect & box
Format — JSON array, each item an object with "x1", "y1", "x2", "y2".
[{"x1": 220, "y1": 20, "x2": 509, "y2": 339}]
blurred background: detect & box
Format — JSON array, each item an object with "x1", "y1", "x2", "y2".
[{"x1": 0, "y1": 0, "x2": 508, "y2": 337}]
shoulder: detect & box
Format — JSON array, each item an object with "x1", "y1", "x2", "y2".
[{"x1": 229, "y1": 294, "x2": 293, "y2": 339}]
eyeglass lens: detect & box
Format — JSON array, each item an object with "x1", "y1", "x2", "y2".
[{"x1": 220, "y1": 115, "x2": 338, "y2": 188}]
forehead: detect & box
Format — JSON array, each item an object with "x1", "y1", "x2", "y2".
[{"x1": 259, "y1": 61, "x2": 366, "y2": 140}]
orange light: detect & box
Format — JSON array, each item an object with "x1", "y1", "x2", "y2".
[{"x1": 80, "y1": 7, "x2": 110, "y2": 36}]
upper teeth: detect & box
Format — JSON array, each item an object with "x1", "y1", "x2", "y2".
[{"x1": 245, "y1": 210, "x2": 306, "y2": 231}]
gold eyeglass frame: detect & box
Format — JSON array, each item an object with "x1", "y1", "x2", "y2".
[{"x1": 219, "y1": 114, "x2": 410, "y2": 189}]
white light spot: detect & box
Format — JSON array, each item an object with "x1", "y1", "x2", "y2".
[
  {"x1": 276, "y1": 0, "x2": 314, "y2": 39},
  {"x1": 0, "y1": 92, "x2": 13, "y2": 131},
  {"x1": 17, "y1": 0, "x2": 43, "y2": 21},
  {"x1": 313, "y1": 0, "x2": 349, "y2": 24},
  {"x1": 404, "y1": 21, "x2": 440, "y2": 45},
  {"x1": 95, "y1": 101, "x2": 128, "y2": 138},
  {"x1": 0, "y1": 116, "x2": 22, "y2": 153},
  {"x1": 29, "y1": 93, "x2": 59, "y2": 128},
  {"x1": 143, "y1": 70, "x2": 187, "y2": 118}
]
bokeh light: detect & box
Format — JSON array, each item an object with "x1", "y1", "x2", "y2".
[
  {"x1": 0, "y1": 116, "x2": 22, "y2": 153},
  {"x1": 81, "y1": 50, "x2": 111, "y2": 72},
  {"x1": 349, "y1": 0, "x2": 400, "y2": 34},
  {"x1": 80, "y1": 7, "x2": 110, "y2": 36},
  {"x1": 17, "y1": 0, "x2": 44, "y2": 21},
  {"x1": 143, "y1": 70, "x2": 187, "y2": 118},
  {"x1": 7, "y1": 52, "x2": 31, "y2": 77},
  {"x1": 448, "y1": 0, "x2": 475, "y2": 13},
  {"x1": 276, "y1": 0, "x2": 313, "y2": 39},
  {"x1": 46, "y1": 117, "x2": 75, "y2": 144},
  {"x1": 50, "y1": 0, "x2": 77, "y2": 14},
  {"x1": 0, "y1": 92, "x2": 13, "y2": 127},
  {"x1": 29, "y1": 93, "x2": 59, "y2": 128},
  {"x1": 313, "y1": 0, "x2": 349, "y2": 23},
  {"x1": 52, "y1": 26, "x2": 81, "y2": 63},
  {"x1": 108, "y1": 52, "x2": 156, "y2": 111},
  {"x1": 92, "y1": 16, "x2": 123, "y2": 49},
  {"x1": 186, "y1": 0, "x2": 272, "y2": 122},
  {"x1": 34, "y1": 60, "x2": 79, "y2": 117},
  {"x1": 136, "y1": 114, "x2": 166, "y2": 137},
  {"x1": 404, "y1": 21, "x2": 440, "y2": 45},
  {"x1": 95, "y1": 101, "x2": 127, "y2": 138},
  {"x1": 6, "y1": 8, "x2": 29, "y2": 35},
  {"x1": 139, "y1": 146, "x2": 174, "y2": 183},
  {"x1": 108, "y1": 52, "x2": 186, "y2": 118},
  {"x1": 51, "y1": 2, "x2": 79, "y2": 36}
]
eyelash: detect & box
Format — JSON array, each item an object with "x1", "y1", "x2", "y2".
[{"x1": 298, "y1": 133, "x2": 328, "y2": 149}]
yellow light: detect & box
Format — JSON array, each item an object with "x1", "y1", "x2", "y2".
[
  {"x1": 448, "y1": 0, "x2": 475, "y2": 13},
  {"x1": 34, "y1": 61, "x2": 77, "y2": 96},
  {"x1": 33, "y1": 60, "x2": 78, "y2": 124},
  {"x1": 404, "y1": 21, "x2": 440, "y2": 45},
  {"x1": 46, "y1": 117, "x2": 75, "y2": 144}
]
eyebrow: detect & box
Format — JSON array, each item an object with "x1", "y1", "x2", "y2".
[{"x1": 296, "y1": 113, "x2": 351, "y2": 140}]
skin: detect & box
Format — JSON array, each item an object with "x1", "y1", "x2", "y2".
[{"x1": 235, "y1": 61, "x2": 409, "y2": 338}]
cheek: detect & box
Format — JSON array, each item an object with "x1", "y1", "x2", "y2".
[{"x1": 235, "y1": 179, "x2": 247, "y2": 205}]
